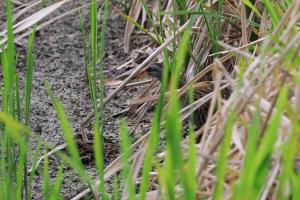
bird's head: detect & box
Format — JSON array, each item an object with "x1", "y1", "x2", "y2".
[
  {"x1": 137, "y1": 63, "x2": 164, "y2": 81},
  {"x1": 145, "y1": 63, "x2": 163, "y2": 82}
]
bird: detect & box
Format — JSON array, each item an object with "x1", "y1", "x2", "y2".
[{"x1": 144, "y1": 62, "x2": 211, "y2": 129}]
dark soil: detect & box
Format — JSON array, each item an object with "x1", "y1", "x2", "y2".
[{"x1": 1, "y1": 1, "x2": 151, "y2": 199}]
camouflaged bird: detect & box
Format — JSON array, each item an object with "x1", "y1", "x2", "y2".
[{"x1": 145, "y1": 63, "x2": 211, "y2": 128}]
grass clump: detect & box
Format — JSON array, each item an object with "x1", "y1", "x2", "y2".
[{"x1": 1, "y1": 0, "x2": 300, "y2": 199}]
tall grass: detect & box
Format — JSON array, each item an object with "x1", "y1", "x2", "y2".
[
  {"x1": 1, "y1": 0, "x2": 300, "y2": 199},
  {"x1": 1, "y1": 1, "x2": 26, "y2": 199}
]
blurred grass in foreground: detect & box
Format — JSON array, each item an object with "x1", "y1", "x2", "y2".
[{"x1": 1, "y1": 0, "x2": 300, "y2": 199}]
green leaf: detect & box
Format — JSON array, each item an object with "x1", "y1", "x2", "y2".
[
  {"x1": 25, "y1": 27, "x2": 36, "y2": 126},
  {"x1": 242, "y1": 0, "x2": 262, "y2": 18}
]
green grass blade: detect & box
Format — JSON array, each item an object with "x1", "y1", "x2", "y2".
[
  {"x1": 60, "y1": 152, "x2": 95, "y2": 186},
  {"x1": 15, "y1": 144, "x2": 27, "y2": 200},
  {"x1": 94, "y1": 0, "x2": 109, "y2": 198},
  {"x1": 113, "y1": 175, "x2": 119, "y2": 200},
  {"x1": 43, "y1": 146, "x2": 50, "y2": 200},
  {"x1": 1, "y1": 132, "x2": 10, "y2": 200},
  {"x1": 234, "y1": 110, "x2": 261, "y2": 199},
  {"x1": 98, "y1": 0, "x2": 109, "y2": 134},
  {"x1": 27, "y1": 142, "x2": 42, "y2": 200},
  {"x1": 212, "y1": 0, "x2": 223, "y2": 56},
  {"x1": 0, "y1": 132, "x2": 8, "y2": 199},
  {"x1": 25, "y1": 27, "x2": 36, "y2": 126},
  {"x1": 263, "y1": 0, "x2": 280, "y2": 26},
  {"x1": 49, "y1": 163, "x2": 64, "y2": 200},
  {"x1": 277, "y1": 103, "x2": 299, "y2": 199},
  {"x1": 15, "y1": 74, "x2": 21, "y2": 121},
  {"x1": 112, "y1": 6, "x2": 161, "y2": 44},
  {"x1": 6, "y1": 0, "x2": 16, "y2": 114},
  {"x1": 45, "y1": 81, "x2": 94, "y2": 187},
  {"x1": 45, "y1": 81, "x2": 82, "y2": 167},
  {"x1": 119, "y1": 120, "x2": 135, "y2": 200},
  {"x1": 163, "y1": 29, "x2": 190, "y2": 199},
  {"x1": 1, "y1": 50, "x2": 9, "y2": 112},
  {"x1": 23, "y1": 26, "x2": 36, "y2": 199},
  {"x1": 213, "y1": 112, "x2": 236, "y2": 200},
  {"x1": 139, "y1": 51, "x2": 172, "y2": 200},
  {"x1": 0, "y1": 112, "x2": 30, "y2": 144},
  {"x1": 79, "y1": 11, "x2": 90, "y2": 75},
  {"x1": 90, "y1": 0, "x2": 98, "y2": 110},
  {"x1": 93, "y1": 119, "x2": 107, "y2": 199},
  {"x1": 138, "y1": 108, "x2": 162, "y2": 200},
  {"x1": 176, "y1": 0, "x2": 188, "y2": 25},
  {"x1": 139, "y1": 62, "x2": 169, "y2": 200},
  {"x1": 242, "y1": 0, "x2": 262, "y2": 18},
  {"x1": 186, "y1": 128, "x2": 197, "y2": 200},
  {"x1": 90, "y1": 0, "x2": 97, "y2": 71},
  {"x1": 253, "y1": 86, "x2": 288, "y2": 198},
  {"x1": 140, "y1": 0, "x2": 162, "y2": 44}
]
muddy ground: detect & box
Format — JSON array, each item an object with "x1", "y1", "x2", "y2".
[{"x1": 1, "y1": 1, "x2": 152, "y2": 199}]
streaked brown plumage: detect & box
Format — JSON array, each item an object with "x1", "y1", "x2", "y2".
[{"x1": 146, "y1": 63, "x2": 211, "y2": 128}]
